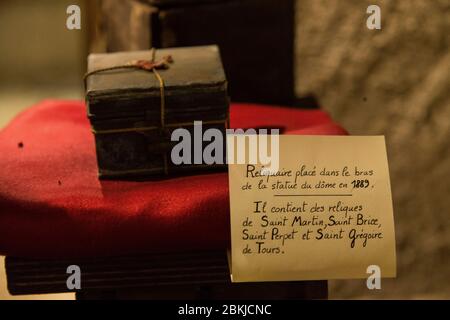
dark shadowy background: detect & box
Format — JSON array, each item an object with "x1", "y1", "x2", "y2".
[{"x1": 0, "y1": 0, "x2": 449, "y2": 299}]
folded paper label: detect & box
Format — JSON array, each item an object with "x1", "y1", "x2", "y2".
[{"x1": 227, "y1": 135, "x2": 396, "y2": 282}]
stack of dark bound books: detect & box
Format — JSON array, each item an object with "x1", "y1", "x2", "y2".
[{"x1": 85, "y1": 45, "x2": 229, "y2": 179}]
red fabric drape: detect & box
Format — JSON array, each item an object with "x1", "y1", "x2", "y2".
[{"x1": 0, "y1": 100, "x2": 347, "y2": 259}]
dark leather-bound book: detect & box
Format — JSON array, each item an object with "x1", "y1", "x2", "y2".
[
  {"x1": 85, "y1": 45, "x2": 229, "y2": 179},
  {"x1": 6, "y1": 252, "x2": 328, "y2": 299}
]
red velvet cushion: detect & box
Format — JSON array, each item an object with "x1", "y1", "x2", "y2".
[{"x1": 0, "y1": 100, "x2": 347, "y2": 259}]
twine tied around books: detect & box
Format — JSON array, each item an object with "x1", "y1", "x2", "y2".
[
  {"x1": 84, "y1": 48, "x2": 173, "y2": 129},
  {"x1": 84, "y1": 48, "x2": 173, "y2": 174}
]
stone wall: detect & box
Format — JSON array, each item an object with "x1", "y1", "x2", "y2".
[{"x1": 295, "y1": 0, "x2": 450, "y2": 298}]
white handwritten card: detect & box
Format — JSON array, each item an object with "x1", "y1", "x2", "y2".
[{"x1": 227, "y1": 135, "x2": 396, "y2": 282}]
